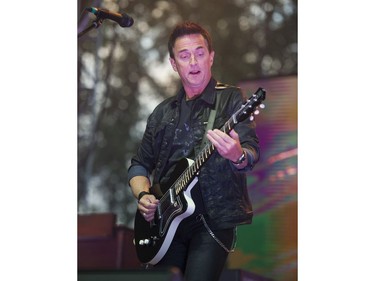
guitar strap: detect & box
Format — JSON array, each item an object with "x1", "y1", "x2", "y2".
[
  {"x1": 199, "y1": 89, "x2": 222, "y2": 151},
  {"x1": 197, "y1": 87, "x2": 237, "y2": 253}
]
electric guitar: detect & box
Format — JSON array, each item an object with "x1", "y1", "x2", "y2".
[{"x1": 134, "y1": 87, "x2": 266, "y2": 265}]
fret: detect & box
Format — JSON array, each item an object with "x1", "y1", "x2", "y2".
[
  {"x1": 175, "y1": 183, "x2": 180, "y2": 194},
  {"x1": 186, "y1": 168, "x2": 191, "y2": 180},
  {"x1": 200, "y1": 153, "x2": 204, "y2": 164}
]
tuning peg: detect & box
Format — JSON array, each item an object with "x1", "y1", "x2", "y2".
[
  {"x1": 250, "y1": 115, "x2": 254, "y2": 121},
  {"x1": 254, "y1": 110, "x2": 260, "y2": 115},
  {"x1": 260, "y1": 103, "x2": 265, "y2": 109}
]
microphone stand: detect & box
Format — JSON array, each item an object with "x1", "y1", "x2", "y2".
[{"x1": 78, "y1": 17, "x2": 104, "y2": 39}]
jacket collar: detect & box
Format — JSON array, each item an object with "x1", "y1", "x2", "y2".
[{"x1": 174, "y1": 77, "x2": 217, "y2": 107}]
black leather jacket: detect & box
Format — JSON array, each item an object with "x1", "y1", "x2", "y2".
[{"x1": 128, "y1": 78, "x2": 260, "y2": 229}]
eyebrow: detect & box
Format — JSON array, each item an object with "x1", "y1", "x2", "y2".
[{"x1": 177, "y1": 46, "x2": 205, "y2": 54}]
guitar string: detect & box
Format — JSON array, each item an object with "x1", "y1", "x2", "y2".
[{"x1": 158, "y1": 130, "x2": 224, "y2": 217}]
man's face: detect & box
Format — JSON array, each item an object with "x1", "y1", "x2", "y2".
[{"x1": 169, "y1": 34, "x2": 215, "y2": 95}]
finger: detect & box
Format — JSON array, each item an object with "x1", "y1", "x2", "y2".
[
  {"x1": 139, "y1": 195, "x2": 159, "y2": 206},
  {"x1": 210, "y1": 129, "x2": 236, "y2": 145},
  {"x1": 206, "y1": 129, "x2": 220, "y2": 142},
  {"x1": 138, "y1": 196, "x2": 159, "y2": 218},
  {"x1": 208, "y1": 129, "x2": 226, "y2": 141},
  {"x1": 229, "y1": 129, "x2": 239, "y2": 141},
  {"x1": 143, "y1": 210, "x2": 156, "y2": 222},
  {"x1": 207, "y1": 130, "x2": 226, "y2": 147},
  {"x1": 206, "y1": 133, "x2": 218, "y2": 147},
  {"x1": 207, "y1": 133, "x2": 226, "y2": 155},
  {"x1": 138, "y1": 203, "x2": 158, "y2": 215}
]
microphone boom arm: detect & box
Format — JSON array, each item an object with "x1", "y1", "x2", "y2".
[{"x1": 78, "y1": 17, "x2": 103, "y2": 39}]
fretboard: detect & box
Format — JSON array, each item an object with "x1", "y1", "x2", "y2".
[{"x1": 174, "y1": 116, "x2": 236, "y2": 195}]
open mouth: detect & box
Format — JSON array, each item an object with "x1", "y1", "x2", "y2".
[{"x1": 190, "y1": 70, "x2": 201, "y2": 75}]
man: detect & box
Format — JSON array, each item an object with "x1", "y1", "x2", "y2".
[{"x1": 128, "y1": 21, "x2": 260, "y2": 281}]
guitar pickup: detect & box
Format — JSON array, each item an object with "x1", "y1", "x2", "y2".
[
  {"x1": 156, "y1": 205, "x2": 162, "y2": 220},
  {"x1": 169, "y1": 189, "x2": 176, "y2": 204}
]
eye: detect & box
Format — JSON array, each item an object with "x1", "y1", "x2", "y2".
[{"x1": 179, "y1": 53, "x2": 190, "y2": 60}]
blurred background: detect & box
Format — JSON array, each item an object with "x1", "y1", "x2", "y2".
[{"x1": 77, "y1": 0, "x2": 297, "y2": 280}]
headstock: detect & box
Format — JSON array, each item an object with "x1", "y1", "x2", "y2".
[{"x1": 235, "y1": 87, "x2": 266, "y2": 123}]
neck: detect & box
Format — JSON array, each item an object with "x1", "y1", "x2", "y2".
[
  {"x1": 183, "y1": 76, "x2": 211, "y2": 100},
  {"x1": 184, "y1": 78, "x2": 212, "y2": 100},
  {"x1": 184, "y1": 88, "x2": 203, "y2": 100},
  {"x1": 185, "y1": 93, "x2": 200, "y2": 101}
]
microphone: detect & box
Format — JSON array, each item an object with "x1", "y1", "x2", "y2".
[{"x1": 86, "y1": 7, "x2": 134, "y2": 27}]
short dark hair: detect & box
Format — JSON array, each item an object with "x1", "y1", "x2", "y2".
[{"x1": 168, "y1": 21, "x2": 213, "y2": 59}]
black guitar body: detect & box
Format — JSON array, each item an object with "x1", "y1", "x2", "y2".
[{"x1": 134, "y1": 158, "x2": 197, "y2": 265}]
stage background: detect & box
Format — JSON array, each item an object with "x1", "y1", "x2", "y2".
[{"x1": 230, "y1": 75, "x2": 297, "y2": 280}]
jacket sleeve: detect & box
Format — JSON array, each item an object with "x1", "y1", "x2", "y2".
[
  {"x1": 224, "y1": 87, "x2": 261, "y2": 171},
  {"x1": 127, "y1": 110, "x2": 158, "y2": 183}
]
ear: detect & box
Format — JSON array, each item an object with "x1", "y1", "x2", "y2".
[
  {"x1": 169, "y1": 57, "x2": 177, "y2": 72},
  {"x1": 209, "y1": 51, "x2": 215, "y2": 66}
]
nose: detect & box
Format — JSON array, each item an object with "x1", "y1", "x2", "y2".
[{"x1": 189, "y1": 55, "x2": 198, "y2": 65}]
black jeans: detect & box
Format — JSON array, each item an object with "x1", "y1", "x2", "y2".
[{"x1": 155, "y1": 214, "x2": 236, "y2": 281}]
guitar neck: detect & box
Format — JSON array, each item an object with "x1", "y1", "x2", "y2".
[
  {"x1": 196, "y1": 118, "x2": 236, "y2": 171},
  {"x1": 174, "y1": 117, "x2": 236, "y2": 195}
]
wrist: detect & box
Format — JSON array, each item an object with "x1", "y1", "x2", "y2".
[
  {"x1": 231, "y1": 150, "x2": 248, "y2": 169},
  {"x1": 137, "y1": 191, "x2": 151, "y2": 202},
  {"x1": 232, "y1": 150, "x2": 246, "y2": 165}
]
